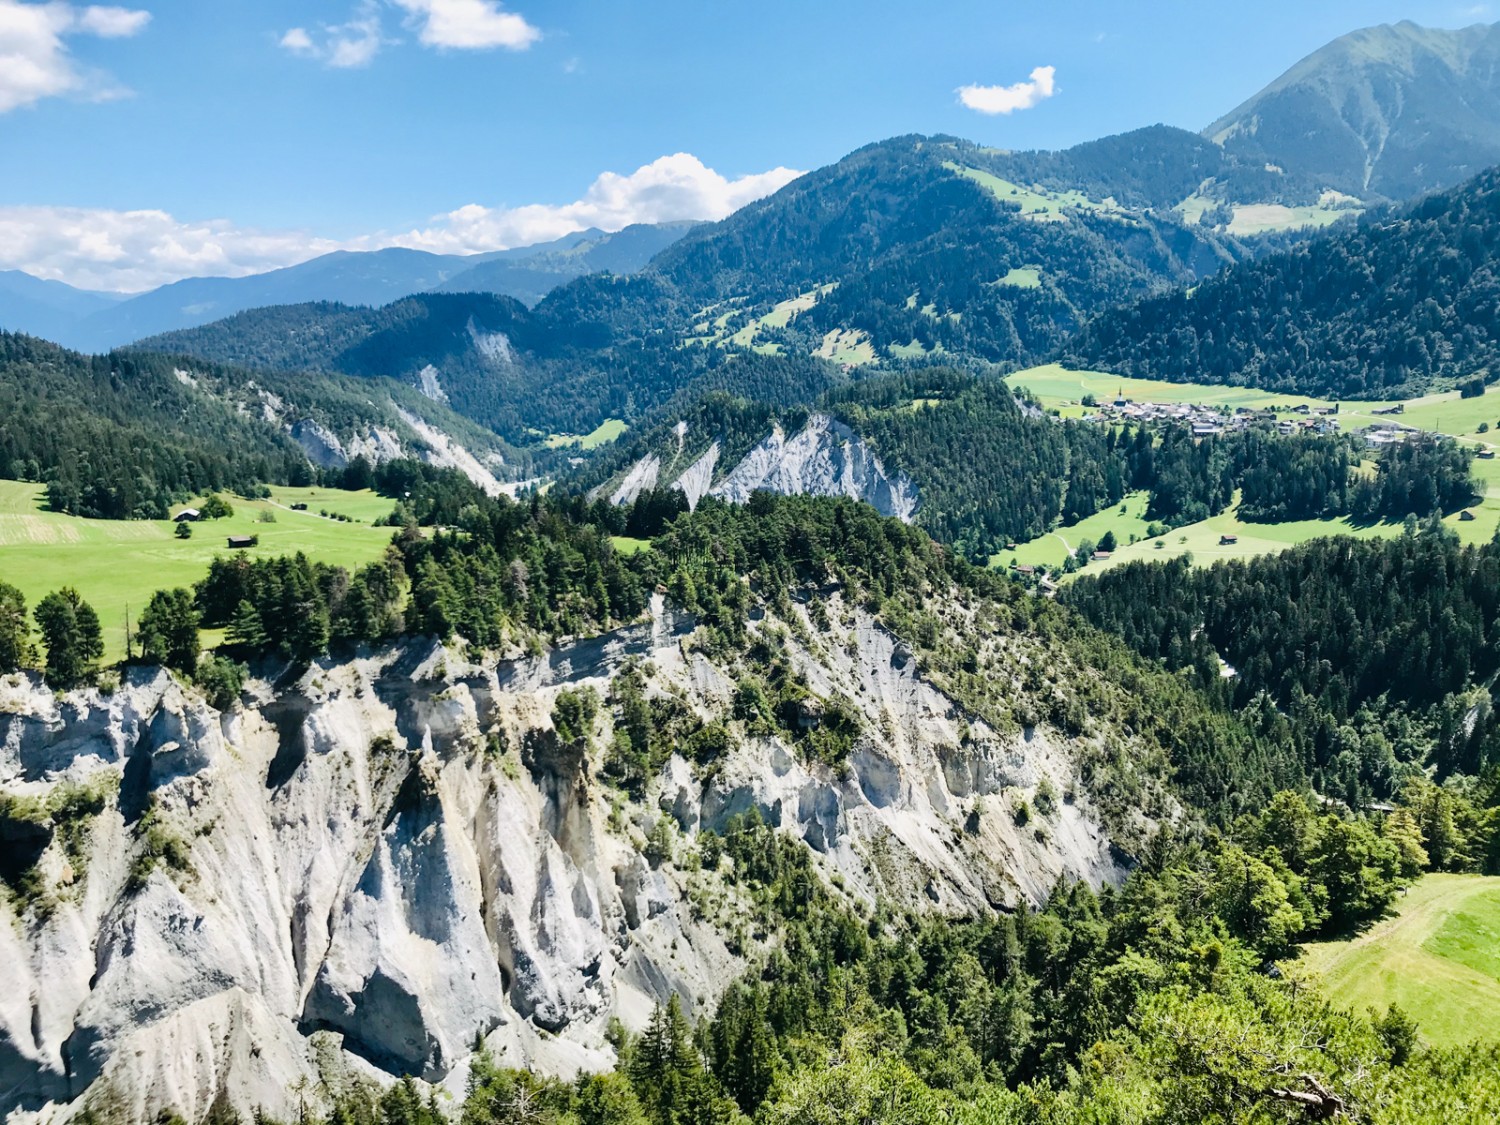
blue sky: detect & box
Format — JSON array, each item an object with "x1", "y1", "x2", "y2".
[{"x1": 0, "y1": 0, "x2": 1494, "y2": 289}]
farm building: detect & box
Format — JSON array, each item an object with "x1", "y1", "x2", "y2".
[
  {"x1": 227, "y1": 534, "x2": 257, "y2": 549},
  {"x1": 173, "y1": 508, "x2": 200, "y2": 522},
  {"x1": 1219, "y1": 534, "x2": 1239, "y2": 545},
  {"x1": 1460, "y1": 510, "x2": 1477, "y2": 522}
]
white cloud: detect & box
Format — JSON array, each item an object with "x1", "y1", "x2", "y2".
[
  {"x1": 278, "y1": 27, "x2": 314, "y2": 54},
  {"x1": 0, "y1": 206, "x2": 346, "y2": 291},
  {"x1": 957, "y1": 65, "x2": 1057, "y2": 115},
  {"x1": 384, "y1": 154, "x2": 803, "y2": 254},
  {"x1": 0, "y1": 154, "x2": 805, "y2": 291},
  {"x1": 76, "y1": 5, "x2": 150, "y2": 37},
  {"x1": 278, "y1": 3, "x2": 383, "y2": 69},
  {"x1": 391, "y1": 0, "x2": 539, "y2": 50},
  {"x1": 0, "y1": 0, "x2": 150, "y2": 113}
]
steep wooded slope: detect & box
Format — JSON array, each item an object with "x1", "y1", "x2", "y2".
[{"x1": 1063, "y1": 168, "x2": 1500, "y2": 398}]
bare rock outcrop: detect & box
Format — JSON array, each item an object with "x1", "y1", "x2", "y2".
[{"x1": 0, "y1": 591, "x2": 1126, "y2": 1124}]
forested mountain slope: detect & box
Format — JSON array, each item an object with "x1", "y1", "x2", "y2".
[
  {"x1": 142, "y1": 133, "x2": 1256, "y2": 441},
  {"x1": 1063, "y1": 167, "x2": 1500, "y2": 398},
  {"x1": 645, "y1": 133, "x2": 1245, "y2": 363},
  {"x1": 136, "y1": 291, "x2": 846, "y2": 441},
  {"x1": 1065, "y1": 533, "x2": 1500, "y2": 802},
  {"x1": 1207, "y1": 20, "x2": 1500, "y2": 199},
  {"x1": 0, "y1": 332, "x2": 519, "y2": 516}
]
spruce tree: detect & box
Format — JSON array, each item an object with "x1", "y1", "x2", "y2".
[
  {"x1": 137, "y1": 588, "x2": 202, "y2": 675},
  {"x1": 34, "y1": 587, "x2": 104, "y2": 689},
  {"x1": 0, "y1": 580, "x2": 32, "y2": 673}
]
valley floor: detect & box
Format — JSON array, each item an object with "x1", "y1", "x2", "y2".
[
  {"x1": 1300, "y1": 874, "x2": 1500, "y2": 1048},
  {"x1": 1003, "y1": 366, "x2": 1500, "y2": 579},
  {"x1": 0, "y1": 481, "x2": 395, "y2": 660}
]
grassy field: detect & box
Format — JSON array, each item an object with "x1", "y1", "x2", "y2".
[
  {"x1": 0, "y1": 481, "x2": 397, "y2": 660},
  {"x1": 1007, "y1": 364, "x2": 1500, "y2": 441},
  {"x1": 1006, "y1": 364, "x2": 1335, "y2": 416},
  {"x1": 944, "y1": 163, "x2": 1117, "y2": 221},
  {"x1": 1300, "y1": 874, "x2": 1500, "y2": 1048},
  {"x1": 996, "y1": 267, "x2": 1041, "y2": 289},
  {"x1": 995, "y1": 491, "x2": 1152, "y2": 569},
  {"x1": 543, "y1": 418, "x2": 628, "y2": 450},
  {"x1": 1003, "y1": 366, "x2": 1500, "y2": 576},
  {"x1": 609, "y1": 536, "x2": 652, "y2": 556},
  {"x1": 816, "y1": 328, "x2": 878, "y2": 366}
]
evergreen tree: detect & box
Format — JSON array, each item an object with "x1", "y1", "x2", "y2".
[
  {"x1": 225, "y1": 600, "x2": 268, "y2": 649},
  {"x1": 0, "y1": 580, "x2": 32, "y2": 673},
  {"x1": 34, "y1": 587, "x2": 103, "y2": 689},
  {"x1": 136, "y1": 588, "x2": 201, "y2": 674}
]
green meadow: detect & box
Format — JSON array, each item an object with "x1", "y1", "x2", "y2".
[
  {"x1": 0, "y1": 481, "x2": 397, "y2": 660},
  {"x1": 993, "y1": 491, "x2": 1153, "y2": 570},
  {"x1": 608, "y1": 536, "x2": 652, "y2": 556},
  {"x1": 1002, "y1": 365, "x2": 1500, "y2": 577},
  {"x1": 542, "y1": 418, "x2": 629, "y2": 450},
  {"x1": 1300, "y1": 875, "x2": 1500, "y2": 1048}
]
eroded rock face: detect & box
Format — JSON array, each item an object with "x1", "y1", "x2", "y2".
[
  {"x1": 709, "y1": 415, "x2": 919, "y2": 522},
  {"x1": 0, "y1": 593, "x2": 1123, "y2": 1124},
  {"x1": 603, "y1": 415, "x2": 919, "y2": 519}
]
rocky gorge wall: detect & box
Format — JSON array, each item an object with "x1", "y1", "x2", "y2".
[
  {"x1": 0, "y1": 595, "x2": 1122, "y2": 1125},
  {"x1": 603, "y1": 414, "x2": 919, "y2": 521}
]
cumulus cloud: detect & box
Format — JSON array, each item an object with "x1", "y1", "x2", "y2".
[
  {"x1": 279, "y1": 3, "x2": 384, "y2": 69},
  {"x1": 0, "y1": 154, "x2": 804, "y2": 291},
  {"x1": 957, "y1": 65, "x2": 1057, "y2": 115},
  {"x1": 385, "y1": 154, "x2": 803, "y2": 254},
  {"x1": 391, "y1": 0, "x2": 539, "y2": 50},
  {"x1": 0, "y1": 0, "x2": 151, "y2": 113},
  {"x1": 75, "y1": 5, "x2": 150, "y2": 37},
  {"x1": 0, "y1": 205, "x2": 346, "y2": 291}
]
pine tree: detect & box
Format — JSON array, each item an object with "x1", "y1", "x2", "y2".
[
  {"x1": 225, "y1": 600, "x2": 268, "y2": 649},
  {"x1": 0, "y1": 580, "x2": 32, "y2": 673},
  {"x1": 34, "y1": 587, "x2": 104, "y2": 689},
  {"x1": 137, "y1": 588, "x2": 201, "y2": 674}
]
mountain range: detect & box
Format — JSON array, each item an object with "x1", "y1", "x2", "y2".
[
  {"x1": 1207, "y1": 20, "x2": 1500, "y2": 200},
  {"x1": 7, "y1": 20, "x2": 1500, "y2": 1125},
  {"x1": 9, "y1": 20, "x2": 1500, "y2": 367},
  {"x1": 0, "y1": 222, "x2": 696, "y2": 354}
]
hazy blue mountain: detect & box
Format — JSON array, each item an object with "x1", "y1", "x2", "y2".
[
  {"x1": 426, "y1": 221, "x2": 701, "y2": 303},
  {"x1": 1206, "y1": 20, "x2": 1500, "y2": 199},
  {"x1": 0, "y1": 270, "x2": 123, "y2": 346},
  {"x1": 22, "y1": 223, "x2": 694, "y2": 353}
]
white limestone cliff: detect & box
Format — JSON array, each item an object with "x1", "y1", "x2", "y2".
[{"x1": 0, "y1": 594, "x2": 1123, "y2": 1125}]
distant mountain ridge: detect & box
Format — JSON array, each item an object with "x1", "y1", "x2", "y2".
[
  {"x1": 140, "y1": 132, "x2": 1259, "y2": 443},
  {"x1": 1207, "y1": 20, "x2": 1500, "y2": 199},
  {"x1": 0, "y1": 222, "x2": 697, "y2": 354},
  {"x1": 0, "y1": 271, "x2": 123, "y2": 347}
]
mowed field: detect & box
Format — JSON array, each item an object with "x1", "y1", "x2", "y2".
[
  {"x1": 0, "y1": 481, "x2": 397, "y2": 660},
  {"x1": 1300, "y1": 874, "x2": 1500, "y2": 1048},
  {"x1": 996, "y1": 491, "x2": 1153, "y2": 569},
  {"x1": 1003, "y1": 365, "x2": 1500, "y2": 578}
]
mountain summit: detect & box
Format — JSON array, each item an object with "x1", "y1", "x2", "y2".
[{"x1": 1206, "y1": 20, "x2": 1500, "y2": 198}]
